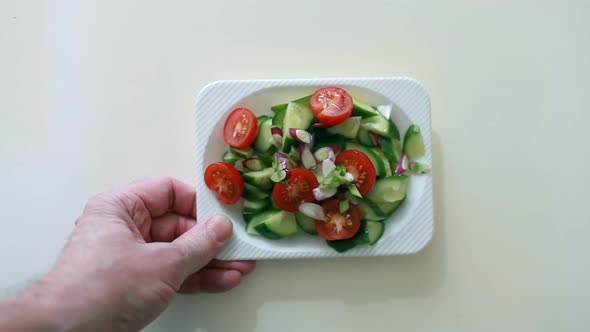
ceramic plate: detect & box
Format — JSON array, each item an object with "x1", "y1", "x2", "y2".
[{"x1": 194, "y1": 77, "x2": 433, "y2": 259}]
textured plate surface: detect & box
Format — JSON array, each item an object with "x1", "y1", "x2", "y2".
[{"x1": 195, "y1": 77, "x2": 433, "y2": 260}]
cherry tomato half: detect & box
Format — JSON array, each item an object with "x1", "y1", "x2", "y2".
[
  {"x1": 223, "y1": 107, "x2": 258, "y2": 149},
  {"x1": 272, "y1": 168, "x2": 319, "y2": 212},
  {"x1": 204, "y1": 162, "x2": 244, "y2": 205},
  {"x1": 315, "y1": 200, "x2": 361, "y2": 240},
  {"x1": 309, "y1": 87, "x2": 354, "y2": 126},
  {"x1": 335, "y1": 150, "x2": 376, "y2": 195}
]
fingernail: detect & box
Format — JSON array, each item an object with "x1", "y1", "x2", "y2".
[{"x1": 208, "y1": 215, "x2": 233, "y2": 243}]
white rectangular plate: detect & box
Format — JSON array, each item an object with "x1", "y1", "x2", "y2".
[{"x1": 195, "y1": 77, "x2": 433, "y2": 260}]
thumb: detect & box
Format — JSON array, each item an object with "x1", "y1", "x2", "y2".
[{"x1": 171, "y1": 214, "x2": 233, "y2": 275}]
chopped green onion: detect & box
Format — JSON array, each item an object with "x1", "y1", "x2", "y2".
[{"x1": 339, "y1": 199, "x2": 350, "y2": 213}]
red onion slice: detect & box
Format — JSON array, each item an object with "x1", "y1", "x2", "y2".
[
  {"x1": 395, "y1": 154, "x2": 409, "y2": 174},
  {"x1": 289, "y1": 128, "x2": 313, "y2": 144},
  {"x1": 299, "y1": 143, "x2": 317, "y2": 169}
]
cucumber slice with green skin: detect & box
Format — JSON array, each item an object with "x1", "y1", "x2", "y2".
[
  {"x1": 365, "y1": 175, "x2": 409, "y2": 203},
  {"x1": 312, "y1": 129, "x2": 346, "y2": 151},
  {"x1": 242, "y1": 167, "x2": 274, "y2": 191},
  {"x1": 352, "y1": 101, "x2": 380, "y2": 118},
  {"x1": 375, "y1": 196, "x2": 406, "y2": 216},
  {"x1": 373, "y1": 149, "x2": 392, "y2": 177},
  {"x1": 258, "y1": 152, "x2": 275, "y2": 168},
  {"x1": 242, "y1": 182, "x2": 270, "y2": 201},
  {"x1": 271, "y1": 95, "x2": 311, "y2": 114},
  {"x1": 287, "y1": 145, "x2": 301, "y2": 168},
  {"x1": 230, "y1": 146, "x2": 255, "y2": 159},
  {"x1": 326, "y1": 221, "x2": 370, "y2": 253},
  {"x1": 358, "y1": 200, "x2": 385, "y2": 221},
  {"x1": 246, "y1": 210, "x2": 277, "y2": 235},
  {"x1": 243, "y1": 212, "x2": 256, "y2": 225},
  {"x1": 271, "y1": 103, "x2": 288, "y2": 114},
  {"x1": 366, "y1": 221, "x2": 384, "y2": 245},
  {"x1": 222, "y1": 150, "x2": 240, "y2": 164},
  {"x1": 403, "y1": 124, "x2": 426, "y2": 159},
  {"x1": 292, "y1": 95, "x2": 311, "y2": 104},
  {"x1": 378, "y1": 136, "x2": 402, "y2": 164},
  {"x1": 295, "y1": 212, "x2": 318, "y2": 235},
  {"x1": 360, "y1": 114, "x2": 391, "y2": 137},
  {"x1": 356, "y1": 126, "x2": 374, "y2": 146},
  {"x1": 281, "y1": 136, "x2": 295, "y2": 153},
  {"x1": 247, "y1": 210, "x2": 298, "y2": 239},
  {"x1": 326, "y1": 117, "x2": 361, "y2": 139},
  {"x1": 344, "y1": 142, "x2": 386, "y2": 177},
  {"x1": 272, "y1": 108, "x2": 286, "y2": 127},
  {"x1": 388, "y1": 118, "x2": 401, "y2": 140},
  {"x1": 281, "y1": 99, "x2": 315, "y2": 152},
  {"x1": 243, "y1": 199, "x2": 269, "y2": 214},
  {"x1": 254, "y1": 117, "x2": 274, "y2": 153},
  {"x1": 362, "y1": 196, "x2": 405, "y2": 218}
]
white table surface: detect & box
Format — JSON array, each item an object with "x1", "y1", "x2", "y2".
[{"x1": 1, "y1": 1, "x2": 589, "y2": 331}]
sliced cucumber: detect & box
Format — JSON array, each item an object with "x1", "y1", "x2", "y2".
[
  {"x1": 389, "y1": 117, "x2": 401, "y2": 140},
  {"x1": 360, "y1": 114, "x2": 391, "y2": 137},
  {"x1": 356, "y1": 126, "x2": 374, "y2": 146},
  {"x1": 243, "y1": 199, "x2": 269, "y2": 214},
  {"x1": 287, "y1": 145, "x2": 300, "y2": 168},
  {"x1": 254, "y1": 117, "x2": 274, "y2": 153},
  {"x1": 247, "y1": 210, "x2": 298, "y2": 239},
  {"x1": 403, "y1": 124, "x2": 425, "y2": 159},
  {"x1": 344, "y1": 142, "x2": 386, "y2": 177},
  {"x1": 230, "y1": 146, "x2": 255, "y2": 159},
  {"x1": 242, "y1": 167, "x2": 274, "y2": 191},
  {"x1": 372, "y1": 149, "x2": 392, "y2": 177},
  {"x1": 292, "y1": 95, "x2": 311, "y2": 104},
  {"x1": 352, "y1": 101, "x2": 380, "y2": 118},
  {"x1": 326, "y1": 221, "x2": 370, "y2": 253},
  {"x1": 358, "y1": 200, "x2": 385, "y2": 221},
  {"x1": 365, "y1": 175, "x2": 409, "y2": 203},
  {"x1": 246, "y1": 210, "x2": 277, "y2": 235},
  {"x1": 243, "y1": 212, "x2": 256, "y2": 225},
  {"x1": 243, "y1": 158, "x2": 264, "y2": 171},
  {"x1": 366, "y1": 220, "x2": 384, "y2": 245},
  {"x1": 258, "y1": 152, "x2": 275, "y2": 168},
  {"x1": 326, "y1": 117, "x2": 361, "y2": 139},
  {"x1": 312, "y1": 129, "x2": 346, "y2": 151},
  {"x1": 281, "y1": 99, "x2": 315, "y2": 152},
  {"x1": 272, "y1": 108, "x2": 286, "y2": 127},
  {"x1": 222, "y1": 150, "x2": 240, "y2": 164},
  {"x1": 242, "y1": 182, "x2": 270, "y2": 201},
  {"x1": 378, "y1": 136, "x2": 402, "y2": 164},
  {"x1": 271, "y1": 103, "x2": 288, "y2": 114},
  {"x1": 295, "y1": 212, "x2": 318, "y2": 235},
  {"x1": 375, "y1": 196, "x2": 406, "y2": 216}
]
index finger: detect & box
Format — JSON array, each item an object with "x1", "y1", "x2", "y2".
[{"x1": 125, "y1": 177, "x2": 196, "y2": 218}]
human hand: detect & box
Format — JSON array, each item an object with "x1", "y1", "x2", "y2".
[{"x1": 30, "y1": 177, "x2": 254, "y2": 332}]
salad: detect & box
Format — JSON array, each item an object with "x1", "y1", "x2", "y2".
[{"x1": 203, "y1": 87, "x2": 430, "y2": 252}]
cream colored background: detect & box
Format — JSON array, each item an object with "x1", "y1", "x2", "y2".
[{"x1": 1, "y1": 1, "x2": 589, "y2": 331}]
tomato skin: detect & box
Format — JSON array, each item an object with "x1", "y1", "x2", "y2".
[
  {"x1": 204, "y1": 162, "x2": 244, "y2": 205},
  {"x1": 223, "y1": 107, "x2": 258, "y2": 149},
  {"x1": 309, "y1": 87, "x2": 354, "y2": 126},
  {"x1": 315, "y1": 200, "x2": 361, "y2": 240},
  {"x1": 335, "y1": 150, "x2": 376, "y2": 195},
  {"x1": 271, "y1": 168, "x2": 319, "y2": 212}
]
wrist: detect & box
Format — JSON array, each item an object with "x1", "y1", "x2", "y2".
[{"x1": 0, "y1": 279, "x2": 70, "y2": 332}]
